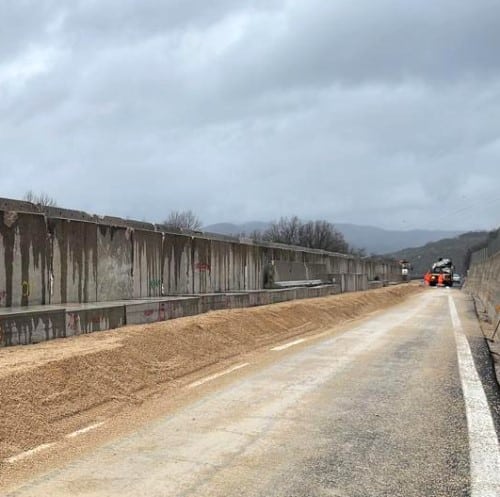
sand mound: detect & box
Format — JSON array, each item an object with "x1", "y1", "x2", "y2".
[{"x1": 0, "y1": 284, "x2": 421, "y2": 461}]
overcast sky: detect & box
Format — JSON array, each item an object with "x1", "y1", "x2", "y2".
[{"x1": 1, "y1": 1, "x2": 499, "y2": 231}]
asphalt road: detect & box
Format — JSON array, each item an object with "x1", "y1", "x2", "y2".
[{"x1": 5, "y1": 289, "x2": 500, "y2": 497}]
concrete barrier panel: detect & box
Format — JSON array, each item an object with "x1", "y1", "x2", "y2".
[
  {"x1": 66, "y1": 304, "x2": 125, "y2": 335},
  {"x1": 125, "y1": 298, "x2": 200, "y2": 324},
  {"x1": 0, "y1": 212, "x2": 49, "y2": 307},
  {"x1": 49, "y1": 218, "x2": 98, "y2": 304},
  {"x1": 132, "y1": 230, "x2": 163, "y2": 298},
  {"x1": 268, "y1": 288, "x2": 297, "y2": 304},
  {"x1": 160, "y1": 298, "x2": 200, "y2": 319},
  {"x1": 274, "y1": 261, "x2": 307, "y2": 282},
  {"x1": 247, "y1": 291, "x2": 272, "y2": 307},
  {"x1": 192, "y1": 237, "x2": 212, "y2": 294},
  {"x1": 465, "y1": 251, "x2": 500, "y2": 328},
  {"x1": 225, "y1": 293, "x2": 250, "y2": 309},
  {"x1": 0, "y1": 308, "x2": 66, "y2": 346},
  {"x1": 126, "y1": 301, "x2": 162, "y2": 325},
  {"x1": 162, "y1": 234, "x2": 193, "y2": 295},
  {"x1": 97, "y1": 225, "x2": 133, "y2": 301},
  {"x1": 198, "y1": 294, "x2": 229, "y2": 313}
]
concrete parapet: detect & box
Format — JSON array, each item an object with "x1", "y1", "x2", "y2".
[
  {"x1": 197, "y1": 294, "x2": 230, "y2": 313},
  {"x1": 247, "y1": 291, "x2": 272, "y2": 307},
  {"x1": 66, "y1": 304, "x2": 126, "y2": 336},
  {"x1": 161, "y1": 297, "x2": 201, "y2": 319},
  {"x1": 0, "y1": 307, "x2": 66, "y2": 346},
  {"x1": 125, "y1": 301, "x2": 164, "y2": 325},
  {"x1": 267, "y1": 288, "x2": 298, "y2": 304},
  {"x1": 0, "y1": 283, "x2": 362, "y2": 347}
]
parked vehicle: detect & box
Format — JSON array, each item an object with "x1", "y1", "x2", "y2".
[{"x1": 399, "y1": 259, "x2": 412, "y2": 282}]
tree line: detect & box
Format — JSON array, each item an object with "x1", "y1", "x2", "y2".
[{"x1": 246, "y1": 216, "x2": 352, "y2": 254}]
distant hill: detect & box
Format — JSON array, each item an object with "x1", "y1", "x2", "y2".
[
  {"x1": 387, "y1": 231, "x2": 490, "y2": 277},
  {"x1": 203, "y1": 222, "x2": 272, "y2": 237},
  {"x1": 334, "y1": 224, "x2": 464, "y2": 255},
  {"x1": 203, "y1": 221, "x2": 464, "y2": 254}
]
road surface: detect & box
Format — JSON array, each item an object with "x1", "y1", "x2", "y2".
[{"x1": 4, "y1": 289, "x2": 500, "y2": 496}]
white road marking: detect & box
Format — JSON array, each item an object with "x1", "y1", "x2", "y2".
[
  {"x1": 6, "y1": 443, "x2": 56, "y2": 464},
  {"x1": 187, "y1": 363, "x2": 250, "y2": 388},
  {"x1": 66, "y1": 422, "x2": 105, "y2": 439},
  {"x1": 271, "y1": 338, "x2": 306, "y2": 351},
  {"x1": 448, "y1": 296, "x2": 500, "y2": 497}
]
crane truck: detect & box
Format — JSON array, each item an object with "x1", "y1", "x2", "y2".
[{"x1": 424, "y1": 258, "x2": 454, "y2": 287}]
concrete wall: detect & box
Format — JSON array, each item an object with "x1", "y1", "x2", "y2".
[
  {"x1": 0, "y1": 212, "x2": 49, "y2": 307},
  {"x1": 66, "y1": 304, "x2": 126, "y2": 336},
  {"x1": 0, "y1": 308, "x2": 66, "y2": 346},
  {"x1": 0, "y1": 284, "x2": 344, "y2": 346},
  {"x1": 0, "y1": 198, "x2": 401, "y2": 309},
  {"x1": 132, "y1": 230, "x2": 163, "y2": 298},
  {"x1": 97, "y1": 225, "x2": 134, "y2": 301},
  {"x1": 49, "y1": 218, "x2": 97, "y2": 304},
  {"x1": 465, "y1": 251, "x2": 500, "y2": 330}
]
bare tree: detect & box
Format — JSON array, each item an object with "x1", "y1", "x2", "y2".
[
  {"x1": 164, "y1": 210, "x2": 202, "y2": 231},
  {"x1": 23, "y1": 190, "x2": 58, "y2": 207},
  {"x1": 248, "y1": 229, "x2": 264, "y2": 242},
  {"x1": 262, "y1": 217, "x2": 350, "y2": 253},
  {"x1": 262, "y1": 216, "x2": 302, "y2": 245},
  {"x1": 299, "y1": 220, "x2": 349, "y2": 253}
]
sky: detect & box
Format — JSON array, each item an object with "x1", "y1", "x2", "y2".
[{"x1": 1, "y1": 0, "x2": 499, "y2": 231}]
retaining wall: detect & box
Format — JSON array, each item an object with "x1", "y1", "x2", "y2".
[{"x1": 465, "y1": 251, "x2": 500, "y2": 331}]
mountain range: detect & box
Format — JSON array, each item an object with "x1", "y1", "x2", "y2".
[
  {"x1": 202, "y1": 222, "x2": 464, "y2": 255},
  {"x1": 388, "y1": 231, "x2": 489, "y2": 276}
]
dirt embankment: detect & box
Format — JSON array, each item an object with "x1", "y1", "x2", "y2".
[{"x1": 0, "y1": 284, "x2": 422, "y2": 461}]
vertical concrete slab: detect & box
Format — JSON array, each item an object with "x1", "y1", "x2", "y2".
[
  {"x1": 132, "y1": 230, "x2": 163, "y2": 298},
  {"x1": 248, "y1": 244, "x2": 265, "y2": 290},
  {"x1": 162, "y1": 233, "x2": 193, "y2": 295},
  {"x1": 49, "y1": 218, "x2": 98, "y2": 304},
  {"x1": 97, "y1": 225, "x2": 133, "y2": 301},
  {"x1": 274, "y1": 261, "x2": 308, "y2": 282},
  {"x1": 210, "y1": 239, "x2": 230, "y2": 293},
  {"x1": 192, "y1": 237, "x2": 212, "y2": 294},
  {"x1": 231, "y1": 242, "x2": 248, "y2": 291},
  {"x1": 0, "y1": 211, "x2": 49, "y2": 307}
]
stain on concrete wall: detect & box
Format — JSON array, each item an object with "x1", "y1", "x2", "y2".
[
  {"x1": 49, "y1": 218, "x2": 98, "y2": 304},
  {"x1": 0, "y1": 212, "x2": 49, "y2": 307},
  {"x1": 132, "y1": 229, "x2": 163, "y2": 298},
  {"x1": 66, "y1": 305, "x2": 125, "y2": 335},
  {"x1": 0, "y1": 309, "x2": 66, "y2": 345},
  {"x1": 97, "y1": 225, "x2": 133, "y2": 301},
  {"x1": 192, "y1": 236, "x2": 212, "y2": 294},
  {"x1": 162, "y1": 233, "x2": 193, "y2": 295}
]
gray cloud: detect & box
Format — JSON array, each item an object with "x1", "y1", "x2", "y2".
[{"x1": 0, "y1": 0, "x2": 499, "y2": 232}]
